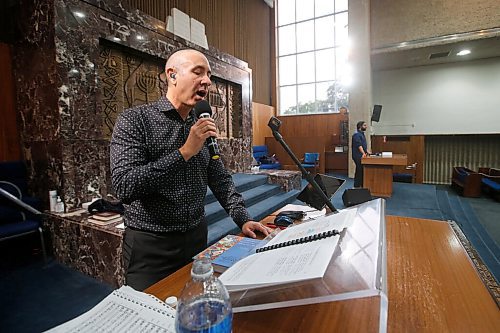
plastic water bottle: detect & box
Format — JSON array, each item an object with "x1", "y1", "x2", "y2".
[{"x1": 176, "y1": 258, "x2": 232, "y2": 333}]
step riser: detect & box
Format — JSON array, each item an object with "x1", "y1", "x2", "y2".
[
  {"x1": 204, "y1": 174, "x2": 268, "y2": 204},
  {"x1": 249, "y1": 194, "x2": 299, "y2": 221},
  {"x1": 207, "y1": 190, "x2": 300, "y2": 245},
  {"x1": 205, "y1": 185, "x2": 291, "y2": 225}
]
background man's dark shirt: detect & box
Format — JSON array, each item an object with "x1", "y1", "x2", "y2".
[
  {"x1": 352, "y1": 130, "x2": 367, "y2": 161},
  {"x1": 110, "y1": 96, "x2": 251, "y2": 233}
]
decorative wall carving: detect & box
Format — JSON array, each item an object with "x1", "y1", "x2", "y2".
[
  {"x1": 98, "y1": 44, "x2": 166, "y2": 138},
  {"x1": 13, "y1": 0, "x2": 253, "y2": 209}
]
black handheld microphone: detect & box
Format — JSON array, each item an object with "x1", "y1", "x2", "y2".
[{"x1": 194, "y1": 100, "x2": 221, "y2": 160}]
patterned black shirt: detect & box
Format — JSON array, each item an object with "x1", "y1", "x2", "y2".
[{"x1": 110, "y1": 96, "x2": 251, "y2": 232}]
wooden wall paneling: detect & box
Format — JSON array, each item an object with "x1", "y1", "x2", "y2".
[
  {"x1": 371, "y1": 135, "x2": 425, "y2": 183},
  {"x1": 277, "y1": 113, "x2": 348, "y2": 148},
  {"x1": 270, "y1": 8, "x2": 277, "y2": 108},
  {"x1": 325, "y1": 152, "x2": 348, "y2": 174},
  {"x1": 0, "y1": 42, "x2": 21, "y2": 161},
  {"x1": 127, "y1": 0, "x2": 272, "y2": 104},
  {"x1": 265, "y1": 136, "x2": 330, "y2": 174},
  {"x1": 252, "y1": 102, "x2": 274, "y2": 146},
  {"x1": 412, "y1": 136, "x2": 425, "y2": 183}
]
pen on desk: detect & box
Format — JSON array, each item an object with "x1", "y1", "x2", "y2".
[{"x1": 266, "y1": 223, "x2": 286, "y2": 230}]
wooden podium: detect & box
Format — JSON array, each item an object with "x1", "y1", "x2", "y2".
[
  {"x1": 145, "y1": 213, "x2": 500, "y2": 332},
  {"x1": 362, "y1": 154, "x2": 408, "y2": 197}
]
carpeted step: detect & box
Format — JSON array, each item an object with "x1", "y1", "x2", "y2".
[
  {"x1": 204, "y1": 173, "x2": 268, "y2": 204},
  {"x1": 205, "y1": 183, "x2": 283, "y2": 224},
  {"x1": 456, "y1": 196, "x2": 500, "y2": 280},
  {"x1": 436, "y1": 189, "x2": 455, "y2": 221},
  {"x1": 207, "y1": 189, "x2": 301, "y2": 245},
  {"x1": 447, "y1": 194, "x2": 500, "y2": 283}
]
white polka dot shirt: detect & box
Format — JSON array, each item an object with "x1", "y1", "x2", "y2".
[{"x1": 110, "y1": 96, "x2": 251, "y2": 232}]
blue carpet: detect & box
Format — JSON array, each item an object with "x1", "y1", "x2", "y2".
[
  {"x1": 383, "y1": 182, "x2": 443, "y2": 220},
  {"x1": 436, "y1": 189, "x2": 455, "y2": 221},
  {"x1": 439, "y1": 192, "x2": 500, "y2": 283},
  {"x1": 0, "y1": 258, "x2": 113, "y2": 332},
  {"x1": 465, "y1": 197, "x2": 500, "y2": 246}
]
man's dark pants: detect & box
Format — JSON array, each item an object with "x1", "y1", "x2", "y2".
[
  {"x1": 123, "y1": 221, "x2": 207, "y2": 290},
  {"x1": 353, "y1": 158, "x2": 363, "y2": 188}
]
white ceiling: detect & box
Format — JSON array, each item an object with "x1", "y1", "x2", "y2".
[{"x1": 371, "y1": 36, "x2": 500, "y2": 71}]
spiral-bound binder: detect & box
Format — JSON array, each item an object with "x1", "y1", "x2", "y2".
[
  {"x1": 219, "y1": 209, "x2": 357, "y2": 291},
  {"x1": 256, "y1": 229, "x2": 340, "y2": 253},
  {"x1": 44, "y1": 286, "x2": 176, "y2": 332}
]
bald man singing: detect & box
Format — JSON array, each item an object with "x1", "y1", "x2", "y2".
[{"x1": 110, "y1": 49, "x2": 270, "y2": 290}]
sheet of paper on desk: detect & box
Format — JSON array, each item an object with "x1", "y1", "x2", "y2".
[
  {"x1": 44, "y1": 286, "x2": 175, "y2": 332},
  {"x1": 219, "y1": 209, "x2": 356, "y2": 291},
  {"x1": 279, "y1": 203, "x2": 326, "y2": 220}
]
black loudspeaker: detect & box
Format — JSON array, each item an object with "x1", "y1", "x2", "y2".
[
  {"x1": 371, "y1": 104, "x2": 382, "y2": 122},
  {"x1": 342, "y1": 188, "x2": 372, "y2": 207}
]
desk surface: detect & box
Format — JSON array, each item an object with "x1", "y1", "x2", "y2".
[
  {"x1": 362, "y1": 154, "x2": 408, "y2": 166},
  {"x1": 146, "y1": 215, "x2": 500, "y2": 332}
]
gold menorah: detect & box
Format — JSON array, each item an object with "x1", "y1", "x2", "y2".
[{"x1": 136, "y1": 71, "x2": 158, "y2": 99}]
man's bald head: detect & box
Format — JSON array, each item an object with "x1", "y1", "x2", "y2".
[
  {"x1": 166, "y1": 49, "x2": 202, "y2": 70},
  {"x1": 165, "y1": 49, "x2": 210, "y2": 84},
  {"x1": 164, "y1": 48, "x2": 212, "y2": 114}
]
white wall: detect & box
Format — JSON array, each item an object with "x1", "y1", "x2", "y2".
[{"x1": 371, "y1": 57, "x2": 500, "y2": 135}]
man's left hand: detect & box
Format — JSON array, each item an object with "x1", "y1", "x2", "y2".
[{"x1": 242, "y1": 221, "x2": 272, "y2": 238}]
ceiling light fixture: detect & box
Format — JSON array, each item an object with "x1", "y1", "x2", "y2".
[
  {"x1": 74, "y1": 11, "x2": 85, "y2": 18},
  {"x1": 457, "y1": 49, "x2": 471, "y2": 56}
]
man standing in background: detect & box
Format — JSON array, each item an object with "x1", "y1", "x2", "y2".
[{"x1": 352, "y1": 121, "x2": 369, "y2": 188}]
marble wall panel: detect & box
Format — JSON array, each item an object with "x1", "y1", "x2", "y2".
[
  {"x1": 22, "y1": 140, "x2": 63, "y2": 206},
  {"x1": 45, "y1": 212, "x2": 124, "y2": 287},
  {"x1": 61, "y1": 140, "x2": 111, "y2": 209},
  {"x1": 13, "y1": 0, "x2": 253, "y2": 207}
]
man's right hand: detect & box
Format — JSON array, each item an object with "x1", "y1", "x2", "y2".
[{"x1": 179, "y1": 118, "x2": 218, "y2": 161}]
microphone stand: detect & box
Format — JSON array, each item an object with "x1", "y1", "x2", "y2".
[{"x1": 268, "y1": 117, "x2": 338, "y2": 214}]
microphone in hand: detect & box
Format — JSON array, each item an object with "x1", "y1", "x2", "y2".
[{"x1": 194, "y1": 100, "x2": 221, "y2": 160}]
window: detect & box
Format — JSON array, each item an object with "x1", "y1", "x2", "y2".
[{"x1": 276, "y1": 0, "x2": 350, "y2": 115}]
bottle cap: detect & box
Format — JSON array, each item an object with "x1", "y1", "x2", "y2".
[
  {"x1": 191, "y1": 258, "x2": 213, "y2": 279},
  {"x1": 165, "y1": 296, "x2": 177, "y2": 308}
]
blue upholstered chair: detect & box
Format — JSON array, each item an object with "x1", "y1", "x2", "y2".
[
  {"x1": 0, "y1": 161, "x2": 46, "y2": 262},
  {"x1": 252, "y1": 145, "x2": 281, "y2": 170},
  {"x1": 301, "y1": 152, "x2": 320, "y2": 174}
]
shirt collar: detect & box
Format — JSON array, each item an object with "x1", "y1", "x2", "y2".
[{"x1": 157, "y1": 96, "x2": 195, "y2": 122}]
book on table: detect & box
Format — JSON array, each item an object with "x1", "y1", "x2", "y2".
[
  {"x1": 193, "y1": 234, "x2": 263, "y2": 273},
  {"x1": 87, "y1": 216, "x2": 123, "y2": 225},
  {"x1": 90, "y1": 211, "x2": 121, "y2": 221},
  {"x1": 87, "y1": 211, "x2": 122, "y2": 225},
  {"x1": 218, "y1": 208, "x2": 357, "y2": 291}
]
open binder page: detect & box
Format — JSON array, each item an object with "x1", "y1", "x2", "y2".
[
  {"x1": 219, "y1": 209, "x2": 357, "y2": 291},
  {"x1": 219, "y1": 236, "x2": 340, "y2": 291},
  {"x1": 228, "y1": 199, "x2": 387, "y2": 317},
  {"x1": 45, "y1": 286, "x2": 176, "y2": 333}
]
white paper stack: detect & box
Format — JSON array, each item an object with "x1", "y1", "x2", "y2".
[
  {"x1": 172, "y1": 8, "x2": 191, "y2": 41},
  {"x1": 165, "y1": 15, "x2": 174, "y2": 33},
  {"x1": 190, "y1": 18, "x2": 208, "y2": 49}
]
